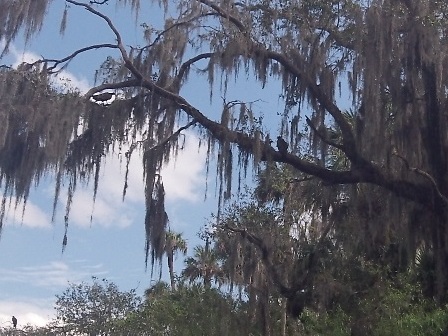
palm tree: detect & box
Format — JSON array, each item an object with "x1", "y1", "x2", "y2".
[
  {"x1": 164, "y1": 231, "x2": 187, "y2": 290},
  {"x1": 182, "y1": 241, "x2": 223, "y2": 289}
]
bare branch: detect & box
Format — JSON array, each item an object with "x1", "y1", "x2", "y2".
[
  {"x1": 198, "y1": 0, "x2": 247, "y2": 33},
  {"x1": 66, "y1": 1, "x2": 129, "y2": 60},
  {"x1": 305, "y1": 116, "x2": 344, "y2": 151},
  {"x1": 393, "y1": 152, "x2": 448, "y2": 206},
  {"x1": 136, "y1": 14, "x2": 216, "y2": 52},
  {"x1": 169, "y1": 52, "x2": 215, "y2": 91},
  {"x1": 32, "y1": 43, "x2": 118, "y2": 72},
  {"x1": 84, "y1": 78, "x2": 141, "y2": 98},
  {"x1": 147, "y1": 120, "x2": 198, "y2": 152},
  {"x1": 224, "y1": 224, "x2": 291, "y2": 296}
]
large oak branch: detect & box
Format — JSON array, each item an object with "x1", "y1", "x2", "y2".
[{"x1": 75, "y1": 0, "x2": 445, "y2": 213}]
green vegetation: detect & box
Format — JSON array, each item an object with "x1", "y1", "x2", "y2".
[
  {"x1": 2, "y1": 0, "x2": 448, "y2": 334},
  {"x1": 1, "y1": 251, "x2": 447, "y2": 335}
]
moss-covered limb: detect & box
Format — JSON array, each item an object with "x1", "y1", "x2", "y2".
[{"x1": 3, "y1": 0, "x2": 448, "y2": 300}]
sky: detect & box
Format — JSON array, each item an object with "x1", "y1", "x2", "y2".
[
  {"x1": 0, "y1": 1, "x2": 211, "y2": 328},
  {"x1": 0, "y1": 0, "x2": 285, "y2": 328}
]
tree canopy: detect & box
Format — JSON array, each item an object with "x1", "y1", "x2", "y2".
[
  {"x1": 2, "y1": 0, "x2": 448, "y2": 310},
  {"x1": 54, "y1": 277, "x2": 141, "y2": 335}
]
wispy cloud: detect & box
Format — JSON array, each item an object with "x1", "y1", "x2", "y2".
[
  {"x1": 1, "y1": 40, "x2": 90, "y2": 94},
  {"x1": 0, "y1": 298, "x2": 54, "y2": 327},
  {"x1": 50, "y1": 70, "x2": 90, "y2": 94},
  {"x1": 161, "y1": 133, "x2": 208, "y2": 203},
  {"x1": 0, "y1": 261, "x2": 109, "y2": 327},
  {"x1": 2, "y1": 43, "x2": 209, "y2": 231},
  {"x1": 3, "y1": 197, "x2": 51, "y2": 229},
  {"x1": 0, "y1": 261, "x2": 107, "y2": 288},
  {"x1": 66, "y1": 132, "x2": 207, "y2": 228},
  {"x1": 69, "y1": 189, "x2": 136, "y2": 228}
]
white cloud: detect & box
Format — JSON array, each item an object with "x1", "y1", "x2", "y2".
[
  {"x1": 92, "y1": 131, "x2": 208, "y2": 205},
  {"x1": 50, "y1": 70, "x2": 90, "y2": 94},
  {"x1": 66, "y1": 149, "x2": 144, "y2": 228},
  {"x1": 3, "y1": 197, "x2": 51, "y2": 229},
  {"x1": 0, "y1": 298, "x2": 54, "y2": 327},
  {"x1": 2, "y1": 40, "x2": 90, "y2": 94},
  {"x1": 161, "y1": 133, "x2": 207, "y2": 203},
  {"x1": 65, "y1": 132, "x2": 207, "y2": 228},
  {"x1": 0, "y1": 261, "x2": 109, "y2": 327},
  {"x1": 10, "y1": 49, "x2": 40, "y2": 68},
  {"x1": 100, "y1": 149, "x2": 145, "y2": 204},
  {"x1": 69, "y1": 189, "x2": 135, "y2": 228},
  {"x1": 0, "y1": 261, "x2": 107, "y2": 288}
]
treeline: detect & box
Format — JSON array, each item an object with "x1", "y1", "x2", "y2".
[
  {"x1": 4, "y1": 263, "x2": 448, "y2": 335},
  {"x1": 5, "y1": 165, "x2": 448, "y2": 335}
]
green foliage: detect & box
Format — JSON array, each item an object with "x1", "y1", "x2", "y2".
[
  {"x1": 54, "y1": 277, "x2": 141, "y2": 335},
  {"x1": 299, "y1": 273, "x2": 448, "y2": 336},
  {"x1": 116, "y1": 282, "x2": 258, "y2": 336},
  {"x1": 3, "y1": 1, "x2": 448, "y2": 334},
  {"x1": 300, "y1": 308, "x2": 351, "y2": 336},
  {"x1": 182, "y1": 244, "x2": 224, "y2": 289},
  {"x1": 359, "y1": 275, "x2": 448, "y2": 336},
  {"x1": 7, "y1": 267, "x2": 448, "y2": 336}
]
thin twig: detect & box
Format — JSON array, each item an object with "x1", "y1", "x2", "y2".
[
  {"x1": 198, "y1": 0, "x2": 247, "y2": 33},
  {"x1": 146, "y1": 119, "x2": 198, "y2": 152},
  {"x1": 32, "y1": 43, "x2": 118, "y2": 72},
  {"x1": 305, "y1": 115, "x2": 344, "y2": 151},
  {"x1": 392, "y1": 151, "x2": 448, "y2": 206}
]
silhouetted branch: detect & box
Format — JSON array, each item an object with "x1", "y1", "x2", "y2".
[
  {"x1": 90, "y1": 0, "x2": 109, "y2": 4},
  {"x1": 224, "y1": 224, "x2": 291, "y2": 296},
  {"x1": 305, "y1": 116, "x2": 344, "y2": 151},
  {"x1": 393, "y1": 152, "x2": 448, "y2": 206},
  {"x1": 68, "y1": 0, "x2": 445, "y2": 214},
  {"x1": 150, "y1": 120, "x2": 198, "y2": 151},
  {"x1": 198, "y1": 0, "x2": 247, "y2": 33},
  {"x1": 169, "y1": 52, "x2": 215, "y2": 91}
]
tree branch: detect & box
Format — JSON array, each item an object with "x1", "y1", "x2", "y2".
[
  {"x1": 147, "y1": 119, "x2": 198, "y2": 152},
  {"x1": 84, "y1": 78, "x2": 141, "y2": 98},
  {"x1": 136, "y1": 14, "x2": 215, "y2": 52},
  {"x1": 69, "y1": 0, "x2": 444, "y2": 214},
  {"x1": 260, "y1": 47, "x2": 359, "y2": 159},
  {"x1": 305, "y1": 116, "x2": 344, "y2": 151},
  {"x1": 66, "y1": 1, "x2": 129, "y2": 60},
  {"x1": 198, "y1": 0, "x2": 247, "y2": 33},
  {"x1": 224, "y1": 224, "x2": 291, "y2": 296},
  {"x1": 393, "y1": 152, "x2": 448, "y2": 207},
  {"x1": 168, "y1": 52, "x2": 215, "y2": 92},
  {"x1": 32, "y1": 43, "x2": 118, "y2": 72},
  {"x1": 100, "y1": 72, "x2": 439, "y2": 211}
]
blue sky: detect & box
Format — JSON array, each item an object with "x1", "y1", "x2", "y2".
[
  {"x1": 0, "y1": 0, "x2": 285, "y2": 328},
  {"x1": 0, "y1": 1, "x2": 212, "y2": 327}
]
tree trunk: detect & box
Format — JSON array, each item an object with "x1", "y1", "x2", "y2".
[
  {"x1": 167, "y1": 252, "x2": 175, "y2": 290},
  {"x1": 432, "y1": 212, "x2": 448, "y2": 302},
  {"x1": 260, "y1": 285, "x2": 271, "y2": 336},
  {"x1": 280, "y1": 298, "x2": 287, "y2": 336}
]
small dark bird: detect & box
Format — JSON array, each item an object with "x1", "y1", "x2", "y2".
[
  {"x1": 276, "y1": 136, "x2": 288, "y2": 155},
  {"x1": 91, "y1": 92, "x2": 115, "y2": 102},
  {"x1": 12, "y1": 316, "x2": 17, "y2": 328}
]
